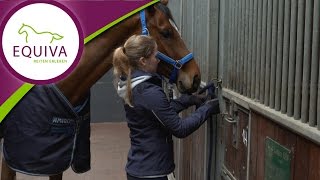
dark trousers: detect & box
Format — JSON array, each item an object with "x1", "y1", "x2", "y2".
[{"x1": 127, "y1": 174, "x2": 169, "y2": 180}]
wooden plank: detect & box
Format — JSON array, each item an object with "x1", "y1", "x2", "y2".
[
  {"x1": 224, "y1": 115, "x2": 236, "y2": 175},
  {"x1": 293, "y1": 136, "x2": 310, "y2": 180},
  {"x1": 182, "y1": 135, "x2": 192, "y2": 180},
  {"x1": 249, "y1": 113, "x2": 259, "y2": 180},
  {"x1": 238, "y1": 110, "x2": 249, "y2": 180},
  {"x1": 256, "y1": 113, "x2": 275, "y2": 179},
  {"x1": 308, "y1": 143, "x2": 320, "y2": 180},
  {"x1": 273, "y1": 124, "x2": 297, "y2": 180},
  {"x1": 191, "y1": 124, "x2": 205, "y2": 180}
]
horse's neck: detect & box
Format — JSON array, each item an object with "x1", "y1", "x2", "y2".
[{"x1": 56, "y1": 18, "x2": 138, "y2": 106}]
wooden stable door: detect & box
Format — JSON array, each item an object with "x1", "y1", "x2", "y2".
[{"x1": 221, "y1": 100, "x2": 249, "y2": 180}]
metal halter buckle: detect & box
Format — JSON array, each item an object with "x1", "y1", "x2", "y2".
[{"x1": 174, "y1": 62, "x2": 182, "y2": 69}]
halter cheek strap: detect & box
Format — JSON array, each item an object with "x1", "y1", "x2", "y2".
[
  {"x1": 140, "y1": 10, "x2": 149, "y2": 36},
  {"x1": 139, "y1": 10, "x2": 194, "y2": 84}
]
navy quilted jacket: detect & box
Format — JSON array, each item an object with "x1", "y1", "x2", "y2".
[{"x1": 119, "y1": 70, "x2": 217, "y2": 177}]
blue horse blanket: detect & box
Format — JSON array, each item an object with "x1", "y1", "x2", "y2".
[{"x1": 2, "y1": 85, "x2": 91, "y2": 175}]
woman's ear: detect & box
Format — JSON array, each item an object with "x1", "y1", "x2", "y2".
[
  {"x1": 160, "y1": 0, "x2": 168, "y2": 6},
  {"x1": 139, "y1": 57, "x2": 147, "y2": 66}
]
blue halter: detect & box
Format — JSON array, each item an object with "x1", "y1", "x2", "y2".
[{"x1": 139, "y1": 10, "x2": 194, "y2": 84}]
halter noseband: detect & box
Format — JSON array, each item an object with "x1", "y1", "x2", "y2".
[{"x1": 139, "y1": 10, "x2": 194, "y2": 84}]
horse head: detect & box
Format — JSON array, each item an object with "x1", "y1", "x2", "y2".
[
  {"x1": 18, "y1": 23, "x2": 27, "y2": 35},
  {"x1": 136, "y1": 1, "x2": 201, "y2": 94}
]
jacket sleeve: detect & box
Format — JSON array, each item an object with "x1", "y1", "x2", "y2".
[
  {"x1": 140, "y1": 85, "x2": 214, "y2": 138},
  {"x1": 169, "y1": 94, "x2": 195, "y2": 113}
]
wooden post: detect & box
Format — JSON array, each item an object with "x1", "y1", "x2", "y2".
[
  {"x1": 1, "y1": 157, "x2": 16, "y2": 180},
  {"x1": 49, "y1": 173, "x2": 63, "y2": 180}
]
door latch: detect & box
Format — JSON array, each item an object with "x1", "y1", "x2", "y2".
[{"x1": 224, "y1": 100, "x2": 239, "y2": 149}]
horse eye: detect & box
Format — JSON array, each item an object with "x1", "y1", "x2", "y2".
[{"x1": 160, "y1": 29, "x2": 172, "y2": 39}]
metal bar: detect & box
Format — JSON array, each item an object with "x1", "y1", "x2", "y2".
[
  {"x1": 315, "y1": 0, "x2": 320, "y2": 130},
  {"x1": 255, "y1": 0, "x2": 263, "y2": 100},
  {"x1": 239, "y1": 0, "x2": 244, "y2": 94},
  {"x1": 280, "y1": 0, "x2": 291, "y2": 114},
  {"x1": 275, "y1": 0, "x2": 285, "y2": 111},
  {"x1": 318, "y1": 57, "x2": 320, "y2": 129},
  {"x1": 259, "y1": 0, "x2": 268, "y2": 103},
  {"x1": 293, "y1": 0, "x2": 305, "y2": 120},
  {"x1": 241, "y1": 0, "x2": 245, "y2": 95},
  {"x1": 269, "y1": 0, "x2": 279, "y2": 109},
  {"x1": 247, "y1": 0, "x2": 253, "y2": 98},
  {"x1": 242, "y1": 0, "x2": 246, "y2": 95},
  {"x1": 301, "y1": 0, "x2": 313, "y2": 123},
  {"x1": 236, "y1": 0, "x2": 241, "y2": 93},
  {"x1": 232, "y1": 0, "x2": 237, "y2": 91},
  {"x1": 287, "y1": 0, "x2": 298, "y2": 117},
  {"x1": 230, "y1": 0, "x2": 235, "y2": 90},
  {"x1": 233, "y1": 0, "x2": 237, "y2": 91},
  {"x1": 251, "y1": 0, "x2": 258, "y2": 99},
  {"x1": 222, "y1": 0, "x2": 230, "y2": 89},
  {"x1": 310, "y1": 0, "x2": 320, "y2": 127},
  {"x1": 244, "y1": 0, "x2": 249, "y2": 97},
  {"x1": 207, "y1": 0, "x2": 219, "y2": 81},
  {"x1": 264, "y1": 0, "x2": 273, "y2": 106}
]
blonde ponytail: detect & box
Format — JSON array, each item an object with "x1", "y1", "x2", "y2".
[
  {"x1": 112, "y1": 35, "x2": 157, "y2": 107},
  {"x1": 113, "y1": 47, "x2": 134, "y2": 106}
]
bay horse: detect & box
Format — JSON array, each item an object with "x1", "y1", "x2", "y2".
[{"x1": 1, "y1": 1, "x2": 201, "y2": 180}]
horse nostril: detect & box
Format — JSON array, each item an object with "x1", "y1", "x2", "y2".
[{"x1": 193, "y1": 75, "x2": 201, "y2": 90}]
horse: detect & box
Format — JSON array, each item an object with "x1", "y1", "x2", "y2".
[
  {"x1": 1, "y1": 1, "x2": 201, "y2": 180},
  {"x1": 18, "y1": 23, "x2": 64, "y2": 44}
]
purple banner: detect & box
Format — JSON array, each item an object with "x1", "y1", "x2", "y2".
[{"x1": 0, "y1": 0, "x2": 154, "y2": 105}]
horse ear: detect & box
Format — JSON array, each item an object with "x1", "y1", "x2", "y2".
[
  {"x1": 160, "y1": 0, "x2": 168, "y2": 6},
  {"x1": 146, "y1": 5, "x2": 156, "y2": 15}
]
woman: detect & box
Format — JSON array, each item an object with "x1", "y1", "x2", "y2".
[{"x1": 113, "y1": 35, "x2": 220, "y2": 180}]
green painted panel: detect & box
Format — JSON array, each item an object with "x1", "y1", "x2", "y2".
[{"x1": 264, "y1": 137, "x2": 292, "y2": 180}]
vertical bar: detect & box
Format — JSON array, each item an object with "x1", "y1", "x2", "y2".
[
  {"x1": 301, "y1": 0, "x2": 313, "y2": 123},
  {"x1": 264, "y1": 0, "x2": 273, "y2": 106},
  {"x1": 287, "y1": 0, "x2": 298, "y2": 117},
  {"x1": 181, "y1": 0, "x2": 194, "y2": 49},
  {"x1": 280, "y1": 0, "x2": 291, "y2": 114},
  {"x1": 208, "y1": 0, "x2": 219, "y2": 82},
  {"x1": 251, "y1": 0, "x2": 257, "y2": 99},
  {"x1": 269, "y1": 0, "x2": 279, "y2": 109},
  {"x1": 318, "y1": 58, "x2": 320, "y2": 129},
  {"x1": 260, "y1": 0, "x2": 268, "y2": 103},
  {"x1": 237, "y1": 0, "x2": 241, "y2": 93},
  {"x1": 242, "y1": 0, "x2": 246, "y2": 95},
  {"x1": 275, "y1": 0, "x2": 285, "y2": 111},
  {"x1": 247, "y1": 0, "x2": 253, "y2": 98},
  {"x1": 255, "y1": 0, "x2": 263, "y2": 100},
  {"x1": 231, "y1": 0, "x2": 236, "y2": 90},
  {"x1": 237, "y1": 0, "x2": 243, "y2": 94},
  {"x1": 230, "y1": 0, "x2": 235, "y2": 90},
  {"x1": 309, "y1": 0, "x2": 320, "y2": 127},
  {"x1": 244, "y1": 0, "x2": 249, "y2": 97},
  {"x1": 221, "y1": 0, "x2": 229, "y2": 88},
  {"x1": 240, "y1": 0, "x2": 244, "y2": 94},
  {"x1": 241, "y1": 0, "x2": 245, "y2": 95},
  {"x1": 232, "y1": 0, "x2": 237, "y2": 90},
  {"x1": 293, "y1": 0, "x2": 305, "y2": 120}
]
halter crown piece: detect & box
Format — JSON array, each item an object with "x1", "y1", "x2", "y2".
[{"x1": 139, "y1": 10, "x2": 194, "y2": 84}]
